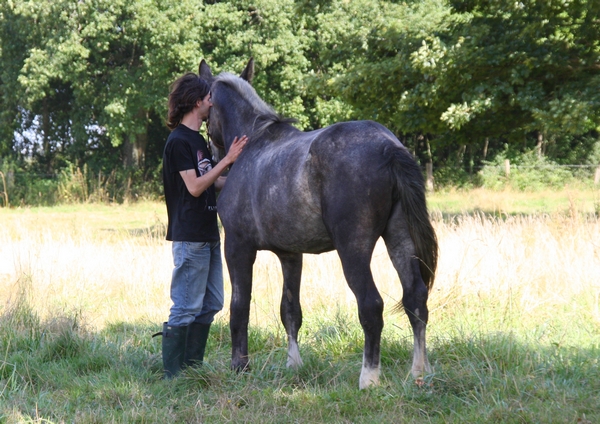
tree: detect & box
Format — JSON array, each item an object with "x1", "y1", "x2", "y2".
[
  {"x1": 8, "y1": 0, "x2": 210, "y2": 171},
  {"x1": 2, "y1": 0, "x2": 598, "y2": 201},
  {"x1": 432, "y1": 0, "x2": 600, "y2": 138},
  {"x1": 0, "y1": 0, "x2": 48, "y2": 160},
  {"x1": 197, "y1": 0, "x2": 311, "y2": 127},
  {"x1": 320, "y1": 0, "x2": 600, "y2": 168}
]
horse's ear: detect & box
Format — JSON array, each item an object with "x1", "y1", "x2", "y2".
[
  {"x1": 199, "y1": 59, "x2": 212, "y2": 80},
  {"x1": 240, "y1": 58, "x2": 254, "y2": 84}
]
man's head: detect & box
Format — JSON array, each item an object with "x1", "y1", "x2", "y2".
[{"x1": 166, "y1": 73, "x2": 210, "y2": 130}]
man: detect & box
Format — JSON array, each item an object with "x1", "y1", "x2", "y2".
[{"x1": 158, "y1": 72, "x2": 247, "y2": 378}]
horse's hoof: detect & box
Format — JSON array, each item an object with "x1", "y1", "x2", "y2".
[
  {"x1": 231, "y1": 362, "x2": 250, "y2": 373},
  {"x1": 359, "y1": 366, "x2": 380, "y2": 389},
  {"x1": 286, "y1": 358, "x2": 303, "y2": 369},
  {"x1": 411, "y1": 362, "x2": 432, "y2": 379},
  {"x1": 286, "y1": 343, "x2": 303, "y2": 369}
]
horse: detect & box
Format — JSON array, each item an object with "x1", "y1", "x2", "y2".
[{"x1": 199, "y1": 58, "x2": 438, "y2": 389}]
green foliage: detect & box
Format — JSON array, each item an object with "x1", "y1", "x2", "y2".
[
  {"x1": 0, "y1": 158, "x2": 163, "y2": 206},
  {"x1": 481, "y1": 150, "x2": 577, "y2": 191},
  {"x1": 420, "y1": 0, "x2": 600, "y2": 140},
  {"x1": 13, "y1": 0, "x2": 203, "y2": 145},
  {"x1": 0, "y1": 158, "x2": 59, "y2": 206},
  {"x1": 196, "y1": 0, "x2": 313, "y2": 127},
  {"x1": 319, "y1": 0, "x2": 600, "y2": 166},
  {"x1": 545, "y1": 131, "x2": 600, "y2": 165},
  {"x1": 433, "y1": 165, "x2": 480, "y2": 190},
  {"x1": 1, "y1": 0, "x2": 599, "y2": 204}
]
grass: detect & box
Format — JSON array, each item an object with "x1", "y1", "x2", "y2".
[
  {"x1": 427, "y1": 186, "x2": 600, "y2": 216},
  {"x1": 1, "y1": 188, "x2": 599, "y2": 423}
]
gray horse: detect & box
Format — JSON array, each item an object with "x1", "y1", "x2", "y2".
[{"x1": 200, "y1": 59, "x2": 438, "y2": 389}]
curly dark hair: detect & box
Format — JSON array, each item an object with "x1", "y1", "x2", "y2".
[{"x1": 166, "y1": 73, "x2": 210, "y2": 130}]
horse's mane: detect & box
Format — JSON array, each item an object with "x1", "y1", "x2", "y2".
[{"x1": 214, "y1": 73, "x2": 297, "y2": 135}]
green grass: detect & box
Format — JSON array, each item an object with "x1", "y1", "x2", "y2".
[
  {"x1": 0, "y1": 200, "x2": 166, "y2": 240},
  {"x1": 427, "y1": 187, "x2": 600, "y2": 217},
  {"x1": 1, "y1": 293, "x2": 598, "y2": 423},
  {"x1": 1, "y1": 188, "x2": 599, "y2": 423}
]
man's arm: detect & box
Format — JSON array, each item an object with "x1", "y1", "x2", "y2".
[
  {"x1": 179, "y1": 135, "x2": 247, "y2": 197},
  {"x1": 215, "y1": 176, "x2": 227, "y2": 191}
]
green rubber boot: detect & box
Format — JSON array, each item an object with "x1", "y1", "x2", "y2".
[
  {"x1": 184, "y1": 322, "x2": 211, "y2": 367},
  {"x1": 157, "y1": 322, "x2": 188, "y2": 379}
]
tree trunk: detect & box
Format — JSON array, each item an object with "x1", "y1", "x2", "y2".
[
  {"x1": 468, "y1": 144, "x2": 474, "y2": 175},
  {"x1": 122, "y1": 134, "x2": 134, "y2": 168},
  {"x1": 457, "y1": 144, "x2": 466, "y2": 166},
  {"x1": 483, "y1": 137, "x2": 489, "y2": 160},
  {"x1": 122, "y1": 109, "x2": 149, "y2": 169},
  {"x1": 536, "y1": 132, "x2": 544, "y2": 157},
  {"x1": 134, "y1": 129, "x2": 148, "y2": 168},
  {"x1": 426, "y1": 162, "x2": 434, "y2": 192},
  {"x1": 425, "y1": 137, "x2": 434, "y2": 192},
  {"x1": 42, "y1": 97, "x2": 52, "y2": 172}
]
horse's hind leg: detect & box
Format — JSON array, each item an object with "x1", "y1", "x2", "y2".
[
  {"x1": 336, "y1": 244, "x2": 384, "y2": 389},
  {"x1": 276, "y1": 252, "x2": 304, "y2": 369},
  {"x1": 383, "y1": 213, "x2": 432, "y2": 379}
]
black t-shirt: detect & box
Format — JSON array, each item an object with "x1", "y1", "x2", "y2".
[{"x1": 162, "y1": 124, "x2": 219, "y2": 242}]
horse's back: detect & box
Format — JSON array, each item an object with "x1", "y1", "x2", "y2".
[{"x1": 219, "y1": 120, "x2": 409, "y2": 253}]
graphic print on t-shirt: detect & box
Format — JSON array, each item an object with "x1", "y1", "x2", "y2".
[
  {"x1": 196, "y1": 148, "x2": 217, "y2": 212},
  {"x1": 197, "y1": 149, "x2": 212, "y2": 176}
]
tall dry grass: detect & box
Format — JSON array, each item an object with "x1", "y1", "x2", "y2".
[
  {"x1": 0, "y1": 204, "x2": 172, "y2": 328},
  {"x1": 1, "y1": 203, "x2": 599, "y2": 347},
  {"x1": 251, "y1": 212, "x2": 600, "y2": 349},
  {"x1": 429, "y1": 213, "x2": 600, "y2": 347}
]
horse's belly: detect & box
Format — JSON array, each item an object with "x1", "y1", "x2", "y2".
[
  {"x1": 256, "y1": 210, "x2": 334, "y2": 253},
  {"x1": 266, "y1": 232, "x2": 334, "y2": 254},
  {"x1": 218, "y1": 186, "x2": 333, "y2": 253}
]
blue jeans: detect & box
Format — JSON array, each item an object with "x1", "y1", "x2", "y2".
[{"x1": 168, "y1": 241, "x2": 224, "y2": 327}]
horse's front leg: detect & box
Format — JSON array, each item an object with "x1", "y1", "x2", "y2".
[
  {"x1": 226, "y1": 241, "x2": 257, "y2": 372},
  {"x1": 276, "y1": 252, "x2": 304, "y2": 369}
]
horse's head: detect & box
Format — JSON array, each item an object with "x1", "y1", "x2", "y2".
[{"x1": 199, "y1": 58, "x2": 254, "y2": 163}]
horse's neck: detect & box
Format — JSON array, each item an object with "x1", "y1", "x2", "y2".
[{"x1": 262, "y1": 122, "x2": 302, "y2": 142}]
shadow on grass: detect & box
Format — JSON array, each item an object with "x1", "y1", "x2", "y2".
[
  {"x1": 431, "y1": 208, "x2": 599, "y2": 223},
  {"x1": 1, "y1": 301, "x2": 598, "y2": 423},
  {"x1": 126, "y1": 223, "x2": 167, "y2": 238},
  {"x1": 99, "y1": 223, "x2": 167, "y2": 238}
]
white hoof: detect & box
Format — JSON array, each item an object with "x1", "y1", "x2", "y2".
[
  {"x1": 286, "y1": 339, "x2": 303, "y2": 369},
  {"x1": 359, "y1": 365, "x2": 380, "y2": 389},
  {"x1": 411, "y1": 361, "x2": 432, "y2": 379}
]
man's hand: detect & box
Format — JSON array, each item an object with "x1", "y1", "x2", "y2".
[{"x1": 224, "y1": 135, "x2": 248, "y2": 166}]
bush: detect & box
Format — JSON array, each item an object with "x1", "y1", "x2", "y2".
[
  {"x1": 433, "y1": 166, "x2": 482, "y2": 190},
  {"x1": 0, "y1": 159, "x2": 59, "y2": 206},
  {"x1": 0, "y1": 158, "x2": 164, "y2": 206},
  {"x1": 480, "y1": 151, "x2": 577, "y2": 191}
]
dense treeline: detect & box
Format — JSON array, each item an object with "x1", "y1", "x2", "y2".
[{"x1": 1, "y1": 0, "x2": 599, "y2": 205}]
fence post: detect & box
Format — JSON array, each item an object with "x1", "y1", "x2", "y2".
[
  {"x1": 504, "y1": 159, "x2": 510, "y2": 177},
  {"x1": 0, "y1": 171, "x2": 8, "y2": 207},
  {"x1": 426, "y1": 162, "x2": 434, "y2": 192},
  {"x1": 594, "y1": 166, "x2": 600, "y2": 185}
]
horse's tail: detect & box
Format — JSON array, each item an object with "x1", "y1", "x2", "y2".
[{"x1": 385, "y1": 145, "x2": 438, "y2": 292}]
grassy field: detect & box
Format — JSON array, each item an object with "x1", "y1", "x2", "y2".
[{"x1": 1, "y1": 188, "x2": 599, "y2": 423}]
